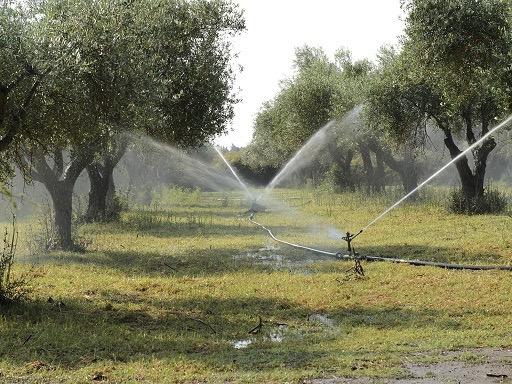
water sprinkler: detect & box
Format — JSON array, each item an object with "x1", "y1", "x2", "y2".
[
  {"x1": 249, "y1": 199, "x2": 265, "y2": 213},
  {"x1": 341, "y1": 229, "x2": 363, "y2": 255}
]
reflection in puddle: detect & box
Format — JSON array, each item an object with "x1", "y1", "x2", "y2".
[
  {"x1": 232, "y1": 324, "x2": 289, "y2": 349},
  {"x1": 233, "y1": 338, "x2": 254, "y2": 349}
]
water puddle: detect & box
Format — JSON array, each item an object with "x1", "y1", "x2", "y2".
[
  {"x1": 231, "y1": 324, "x2": 289, "y2": 349},
  {"x1": 269, "y1": 324, "x2": 287, "y2": 342},
  {"x1": 235, "y1": 243, "x2": 329, "y2": 270},
  {"x1": 232, "y1": 338, "x2": 254, "y2": 349}
]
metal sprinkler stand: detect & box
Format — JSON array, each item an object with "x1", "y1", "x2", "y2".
[{"x1": 340, "y1": 230, "x2": 365, "y2": 276}]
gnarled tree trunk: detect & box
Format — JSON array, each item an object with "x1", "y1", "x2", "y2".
[
  {"x1": 442, "y1": 116, "x2": 496, "y2": 200},
  {"x1": 358, "y1": 142, "x2": 375, "y2": 193},
  {"x1": 328, "y1": 142, "x2": 355, "y2": 191},
  {"x1": 374, "y1": 151, "x2": 386, "y2": 192},
  {"x1": 25, "y1": 148, "x2": 95, "y2": 250},
  {"x1": 85, "y1": 139, "x2": 127, "y2": 222},
  {"x1": 366, "y1": 138, "x2": 419, "y2": 196},
  {"x1": 47, "y1": 180, "x2": 74, "y2": 249}
]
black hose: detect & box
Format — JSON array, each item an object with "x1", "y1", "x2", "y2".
[{"x1": 249, "y1": 217, "x2": 512, "y2": 271}]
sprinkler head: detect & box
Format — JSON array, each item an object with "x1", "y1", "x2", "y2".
[
  {"x1": 341, "y1": 230, "x2": 362, "y2": 255},
  {"x1": 341, "y1": 232, "x2": 353, "y2": 253}
]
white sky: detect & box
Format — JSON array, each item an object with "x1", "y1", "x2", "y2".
[{"x1": 214, "y1": 0, "x2": 405, "y2": 148}]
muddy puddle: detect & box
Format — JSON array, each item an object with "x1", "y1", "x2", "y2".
[{"x1": 234, "y1": 243, "x2": 334, "y2": 270}]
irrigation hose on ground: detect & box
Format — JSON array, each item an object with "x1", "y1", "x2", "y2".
[{"x1": 249, "y1": 217, "x2": 512, "y2": 271}]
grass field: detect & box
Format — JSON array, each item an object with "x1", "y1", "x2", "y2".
[{"x1": 1, "y1": 188, "x2": 512, "y2": 383}]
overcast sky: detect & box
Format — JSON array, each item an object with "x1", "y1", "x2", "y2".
[{"x1": 214, "y1": 0, "x2": 405, "y2": 148}]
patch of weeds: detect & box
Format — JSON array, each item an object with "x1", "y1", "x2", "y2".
[
  {"x1": 448, "y1": 186, "x2": 507, "y2": 214},
  {"x1": 0, "y1": 217, "x2": 40, "y2": 303},
  {"x1": 26, "y1": 200, "x2": 58, "y2": 253}
]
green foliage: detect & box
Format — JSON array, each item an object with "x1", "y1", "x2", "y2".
[
  {"x1": 244, "y1": 46, "x2": 369, "y2": 169},
  {"x1": 366, "y1": 0, "x2": 512, "y2": 198},
  {"x1": 404, "y1": 0, "x2": 511, "y2": 73},
  {"x1": 369, "y1": 0, "x2": 512, "y2": 135},
  {"x1": 1, "y1": 0, "x2": 245, "y2": 182},
  {"x1": 448, "y1": 186, "x2": 508, "y2": 214}
]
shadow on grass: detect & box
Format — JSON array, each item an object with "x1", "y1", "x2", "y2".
[
  {"x1": 33, "y1": 242, "x2": 507, "y2": 279},
  {"x1": 36, "y1": 249, "x2": 260, "y2": 276},
  {"x1": 0, "y1": 294, "x2": 480, "y2": 372},
  {"x1": 84, "y1": 220, "x2": 307, "y2": 239}
]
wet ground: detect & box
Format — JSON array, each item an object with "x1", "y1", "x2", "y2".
[
  {"x1": 236, "y1": 247, "x2": 511, "y2": 384},
  {"x1": 307, "y1": 349, "x2": 512, "y2": 384},
  {"x1": 234, "y1": 242, "x2": 335, "y2": 271}
]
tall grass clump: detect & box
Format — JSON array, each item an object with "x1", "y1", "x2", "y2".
[
  {"x1": 0, "y1": 217, "x2": 35, "y2": 303},
  {"x1": 448, "y1": 186, "x2": 508, "y2": 214}
]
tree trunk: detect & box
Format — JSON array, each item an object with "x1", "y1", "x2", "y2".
[
  {"x1": 374, "y1": 151, "x2": 385, "y2": 192},
  {"x1": 400, "y1": 152, "x2": 419, "y2": 194},
  {"x1": 85, "y1": 139, "x2": 127, "y2": 222},
  {"x1": 341, "y1": 149, "x2": 355, "y2": 191},
  {"x1": 443, "y1": 132, "x2": 477, "y2": 198},
  {"x1": 366, "y1": 138, "x2": 419, "y2": 195},
  {"x1": 25, "y1": 148, "x2": 95, "y2": 250},
  {"x1": 48, "y1": 181, "x2": 74, "y2": 249},
  {"x1": 443, "y1": 129, "x2": 496, "y2": 199},
  {"x1": 329, "y1": 144, "x2": 355, "y2": 191},
  {"x1": 473, "y1": 137, "x2": 496, "y2": 198},
  {"x1": 85, "y1": 164, "x2": 110, "y2": 222},
  {"x1": 358, "y1": 143, "x2": 375, "y2": 193}
]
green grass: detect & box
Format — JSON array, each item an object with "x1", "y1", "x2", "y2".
[{"x1": 1, "y1": 188, "x2": 511, "y2": 383}]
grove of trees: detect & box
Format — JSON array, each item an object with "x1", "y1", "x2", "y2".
[
  {"x1": 2, "y1": 0, "x2": 512, "y2": 251},
  {"x1": 1, "y1": 0, "x2": 245, "y2": 249},
  {"x1": 243, "y1": 0, "x2": 512, "y2": 209}
]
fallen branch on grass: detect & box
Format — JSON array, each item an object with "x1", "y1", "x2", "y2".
[{"x1": 248, "y1": 316, "x2": 263, "y2": 334}]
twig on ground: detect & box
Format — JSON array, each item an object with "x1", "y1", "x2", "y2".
[
  {"x1": 21, "y1": 334, "x2": 33, "y2": 346},
  {"x1": 163, "y1": 263, "x2": 177, "y2": 272},
  {"x1": 248, "y1": 316, "x2": 263, "y2": 334}
]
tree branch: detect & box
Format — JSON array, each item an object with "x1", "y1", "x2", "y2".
[
  {"x1": 30, "y1": 151, "x2": 59, "y2": 185},
  {"x1": 63, "y1": 147, "x2": 96, "y2": 184},
  {"x1": 52, "y1": 151, "x2": 64, "y2": 178},
  {"x1": 463, "y1": 108, "x2": 476, "y2": 145}
]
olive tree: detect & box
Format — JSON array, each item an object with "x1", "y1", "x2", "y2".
[
  {"x1": 366, "y1": 0, "x2": 512, "y2": 203},
  {"x1": 15, "y1": 0, "x2": 244, "y2": 248},
  {"x1": 245, "y1": 46, "x2": 420, "y2": 192}
]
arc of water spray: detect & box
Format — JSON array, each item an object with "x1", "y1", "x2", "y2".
[
  {"x1": 213, "y1": 146, "x2": 253, "y2": 199},
  {"x1": 360, "y1": 114, "x2": 512, "y2": 233},
  {"x1": 127, "y1": 132, "x2": 245, "y2": 193},
  {"x1": 264, "y1": 121, "x2": 334, "y2": 192},
  {"x1": 264, "y1": 106, "x2": 363, "y2": 194}
]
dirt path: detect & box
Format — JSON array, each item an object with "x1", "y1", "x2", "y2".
[{"x1": 307, "y1": 349, "x2": 512, "y2": 384}]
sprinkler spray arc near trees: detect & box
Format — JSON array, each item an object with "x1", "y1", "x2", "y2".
[{"x1": 213, "y1": 112, "x2": 512, "y2": 272}]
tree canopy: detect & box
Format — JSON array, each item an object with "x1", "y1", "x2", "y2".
[{"x1": 244, "y1": 46, "x2": 369, "y2": 170}]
